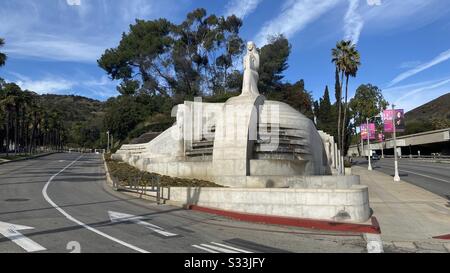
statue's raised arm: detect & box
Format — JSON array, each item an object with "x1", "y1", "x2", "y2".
[{"x1": 241, "y1": 41, "x2": 260, "y2": 96}]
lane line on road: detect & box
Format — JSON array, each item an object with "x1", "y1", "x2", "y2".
[
  {"x1": 42, "y1": 154, "x2": 150, "y2": 253},
  {"x1": 375, "y1": 163, "x2": 450, "y2": 184}
]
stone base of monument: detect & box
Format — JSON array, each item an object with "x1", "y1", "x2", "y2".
[{"x1": 133, "y1": 185, "x2": 370, "y2": 223}]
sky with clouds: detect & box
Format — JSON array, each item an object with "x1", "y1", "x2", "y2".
[{"x1": 0, "y1": 0, "x2": 450, "y2": 112}]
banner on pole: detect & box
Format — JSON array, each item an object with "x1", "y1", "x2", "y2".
[
  {"x1": 383, "y1": 109, "x2": 405, "y2": 133},
  {"x1": 361, "y1": 123, "x2": 376, "y2": 140}
]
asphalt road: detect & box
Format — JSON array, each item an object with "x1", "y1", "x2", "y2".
[
  {"x1": 0, "y1": 153, "x2": 366, "y2": 253},
  {"x1": 355, "y1": 158, "x2": 450, "y2": 199}
]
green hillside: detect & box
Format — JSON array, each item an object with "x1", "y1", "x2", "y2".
[
  {"x1": 39, "y1": 94, "x2": 106, "y2": 148},
  {"x1": 403, "y1": 93, "x2": 450, "y2": 134}
]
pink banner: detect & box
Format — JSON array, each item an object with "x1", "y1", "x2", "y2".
[
  {"x1": 361, "y1": 123, "x2": 376, "y2": 140},
  {"x1": 383, "y1": 109, "x2": 405, "y2": 133}
]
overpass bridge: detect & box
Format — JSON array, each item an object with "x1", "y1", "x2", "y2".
[{"x1": 348, "y1": 128, "x2": 450, "y2": 157}]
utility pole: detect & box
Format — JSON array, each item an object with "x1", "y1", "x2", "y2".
[
  {"x1": 106, "y1": 131, "x2": 110, "y2": 154},
  {"x1": 367, "y1": 117, "x2": 372, "y2": 171},
  {"x1": 392, "y1": 104, "x2": 401, "y2": 182}
]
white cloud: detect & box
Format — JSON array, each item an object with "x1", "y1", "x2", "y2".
[
  {"x1": 0, "y1": 0, "x2": 171, "y2": 64},
  {"x1": 255, "y1": 0, "x2": 339, "y2": 46},
  {"x1": 67, "y1": 0, "x2": 81, "y2": 6},
  {"x1": 4, "y1": 34, "x2": 108, "y2": 63},
  {"x1": 389, "y1": 48, "x2": 450, "y2": 86},
  {"x1": 384, "y1": 76, "x2": 450, "y2": 111},
  {"x1": 8, "y1": 72, "x2": 118, "y2": 98},
  {"x1": 344, "y1": 0, "x2": 364, "y2": 44},
  {"x1": 225, "y1": 0, "x2": 263, "y2": 18},
  {"x1": 366, "y1": 0, "x2": 381, "y2": 6},
  {"x1": 398, "y1": 61, "x2": 421, "y2": 70},
  {"x1": 11, "y1": 73, "x2": 75, "y2": 94}
]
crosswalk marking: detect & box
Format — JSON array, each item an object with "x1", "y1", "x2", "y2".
[
  {"x1": 192, "y1": 242, "x2": 253, "y2": 253},
  {"x1": 210, "y1": 242, "x2": 253, "y2": 253},
  {"x1": 192, "y1": 244, "x2": 220, "y2": 253}
]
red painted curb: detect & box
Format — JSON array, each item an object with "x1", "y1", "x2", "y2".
[
  {"x1": 189, "y1": 205, "x2": 381, "y2": 235},
  {"x1": 433, "y1": 234, "x2": 450, "y2": 240}
]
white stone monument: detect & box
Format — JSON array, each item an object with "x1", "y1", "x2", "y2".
[{"x1": 113, "y1": 41, "x2": 370, "y2": 223}]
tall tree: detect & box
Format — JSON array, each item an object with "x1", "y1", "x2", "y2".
[
  {"x1": 316, "y1": 86, "x2": 337, "y2": 136},
  {"x1": 258, "y1": 35, "x2": 291, "y2": 95},
  {"x1": 332, "y1": 40, "x2": 361, "y2": 156},
  {"x1": 332, "y1": 41, "x2": 347, "y2": 152},
  {"x1": 98, "y1": 18, "x2": 174, "y2": 97},
  {"x1": 349, "y1": 84, "x2": 388, "y2": 154},
  {"x1": 341, "y1": 42, "x2": 360, "y2": 156}
]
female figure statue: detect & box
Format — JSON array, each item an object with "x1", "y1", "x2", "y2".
[{"x1": 242, "y1": 41, "x2": 260, "y2": 96}]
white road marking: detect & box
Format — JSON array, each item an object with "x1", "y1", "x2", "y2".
[
  {"x1": 42, "y1": 155, "x2": 150, "y2": 253},
  {"x1": 0, "y1": 221, "x2": 46, "y2": 253},
  {"x1": 210, "y1": 242, "x2": 253, "y2": 253},
  {"x1": 192, "y1": 242, "x2": 253, "y2": 253},
  {"x1": 400, "y1": 169, "x2": 450, "y2": 183},
  {"x1": 192, "y1": 244, "x2": 219, "y2": 253},
  {"x1": 108, "y1": 211, "x2": 178, "y2": 237},
  {"x1": 378, "y1": 164, "x2": 449, "y2": 183}
]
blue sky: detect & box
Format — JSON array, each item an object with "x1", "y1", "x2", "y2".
[{"x1": 1, "y1": 0, "x2": 450, "y2": 112}]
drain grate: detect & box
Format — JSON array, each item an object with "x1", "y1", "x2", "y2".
[{"x1": 4, "y1": 198, "x2": 30, "y2": 202}]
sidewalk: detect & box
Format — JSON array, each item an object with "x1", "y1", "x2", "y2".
[{"x1": 353, "y1": 166, "x2": 450, "y2": 253}]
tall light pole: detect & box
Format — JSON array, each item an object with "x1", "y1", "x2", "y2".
[
  {"x1": 392, "y1": 104, "x2": 401, "y2": 182},
  {"x1": 367, "y1": 117, "x2": 372, "y2": 171},
  {"x1": 365, "y1": 114, "x2": 381, "y2": 171},
  {"x1": 106, "y1": 130, "x2": 110, "y2": 154}
]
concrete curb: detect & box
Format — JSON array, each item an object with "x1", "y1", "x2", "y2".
[
  {"x1": 0, "y1": 152, "x2": 57, "y2": 165},
  {"x1": 188, "y1": 205, "x2": 381, "y2": 235}
]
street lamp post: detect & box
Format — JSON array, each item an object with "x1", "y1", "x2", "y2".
[
  {"x1": 367, "y1": 117, "x2": 372, "y2": 171},
  {"x1": 392, "y1": 105, "x2": 401, "y2": 182},
  {"x1": 106, "y1": 130, "x2": 110, "y2": 154},
  {"x1": 365, "y1": 114, "x2": 381, "y2": 171}
]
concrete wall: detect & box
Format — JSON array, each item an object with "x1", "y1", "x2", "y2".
[{"x1": 159, "y1": 186, "x2": 370, "y2": 223}]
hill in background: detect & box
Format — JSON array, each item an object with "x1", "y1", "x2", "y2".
[
  {"x1": 39, "y1": 94, "x2": 106, "y2": 147},
  {"x1": 403, "y1": 92, "x2": 450, "y2": 135}
]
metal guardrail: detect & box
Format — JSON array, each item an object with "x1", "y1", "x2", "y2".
[{"x1": 112, "y1": 172, "x2": 162, "y2": 204}]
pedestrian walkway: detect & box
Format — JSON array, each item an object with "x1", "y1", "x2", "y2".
[{"x1": 353, "y1": 166, "x2": 450, "y2": 252}]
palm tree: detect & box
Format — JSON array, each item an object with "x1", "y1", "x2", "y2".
[
  {"x1": 0, "y1": 83, "x2": 21, "y2": 156},
  {"x1": 332, "y1": 41, "x2": 350, "y2": 153},
  {"x1": 332, "y1": 40, "x2": 361, "y2": 171},
  {"x1": 0, "y1": 38, "x2": 6, "y2": 67},
  {"x1": 341, "y1": 45, "x2": 360, "y2": 155}
]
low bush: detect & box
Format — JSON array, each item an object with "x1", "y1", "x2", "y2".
[{"x1": 105, "y1": 154, "x2": 223, "y2": 188}]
